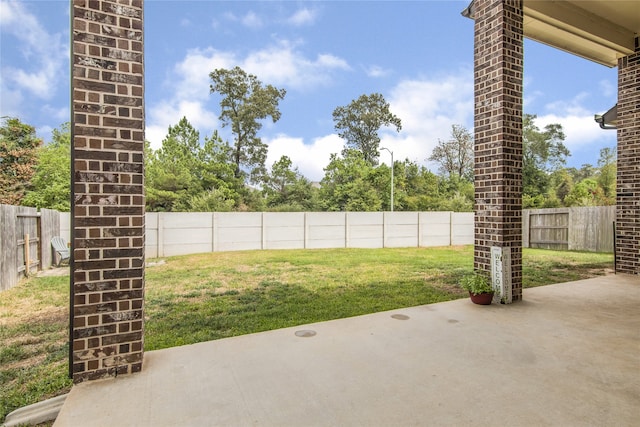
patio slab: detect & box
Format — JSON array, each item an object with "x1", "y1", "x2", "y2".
[{"x1": 54, "y1": 275, "x2": 640, "y2": 426}]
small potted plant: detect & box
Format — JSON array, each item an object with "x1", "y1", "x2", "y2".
[{"x1": 460, "y1": 271, "x2": 494, "y2": 305}]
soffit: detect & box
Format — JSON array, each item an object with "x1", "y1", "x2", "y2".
[
  {"x1": 522, "y1": 0, "x2": 640, "y2": 67},
  {"x1": 462, "y1": 1, "x2": 640, "y2": 67}
]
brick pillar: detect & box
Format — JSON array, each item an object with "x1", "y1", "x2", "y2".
[
  {"x1": 71, "y1": 0, "x2": 145, "y2": 383},
  {"x1": 616, "y1": 47, "x2": 640, "y2": 275},
  {"x1": 473, "y1": 0, "x2": 524, "y2": 302}
]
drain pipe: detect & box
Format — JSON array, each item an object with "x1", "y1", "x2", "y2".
[{"x1": 2, "y1": 394, "x2": 68, "y2": 427}]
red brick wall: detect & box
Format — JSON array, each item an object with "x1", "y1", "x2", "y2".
[
  {"x1": 71, "y1": 0, "x2": 145, "y2": 383},
  {"x1": 616, "y1": 50, "x2": 640, "y2": 275},
  {"x1": 473, "y1": 0, "x2": 524, "y2": 301}
]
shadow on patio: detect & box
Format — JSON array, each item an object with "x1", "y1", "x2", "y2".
[{"x1": 54, "y1": 274, "x2": 639, "y2": 426}]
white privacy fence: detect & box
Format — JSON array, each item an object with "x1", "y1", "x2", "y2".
[
  {"x1": 145, "y1": 212, "x2": 474, "y2": 258},
  {"x1": 56, "y1": 206, "x2": 615, "y2": 260}
]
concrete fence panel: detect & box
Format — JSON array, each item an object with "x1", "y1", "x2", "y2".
[
  {"x1": 162, "y1": 212, "x2": 213, "y2": 257},
  {"x1": 347, "y1": 212, "x2": 384, "y2": 248},
  {"x1": 62, "y1": 209, "x2": 616, "y2": 259},
  {"x1": 384, "y1": 212, "x2": 419, "y2": 248},
  {"x1": 146, "y1": 212, "x2": 159, "y2": 258},
  {"x1": 452, "y1": 213, "x2": 474, "y2": 245},
  {"x1": 214, "y1": 212, "x2": 263, "y2": 252},
  {"x1": 40, "y1": 208, "x2": 60, "y2": 269},
  {"x1": 58, "y1": 208, "x2": 617, "y2": 260},
  {"x1": 306, "y1": 212, "x2": 346, "y2": 249},
  {"x1": 60, "y1": 212, "x2": 71, "y2": 242},
  {"x1": 264, "y1": 212, "x2": 305, "y2": 250},
  {"x1": 52, "y1": 208, "x2": 616, "y2": 269},
  {"x1": 420, "y1": 212, "x2": 452, "y2": 247}
]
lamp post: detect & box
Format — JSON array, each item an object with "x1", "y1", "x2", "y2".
[{"x1": 380, "y1": 147, "x2": 394, "y2": 212}]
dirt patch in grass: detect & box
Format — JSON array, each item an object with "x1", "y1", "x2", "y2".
[
  {"x1": 1, "y1": 306, "x2": 67, "y2": 329},
  {"x1": 2, "y1": 351, "x2": 48, "y2": 371}
]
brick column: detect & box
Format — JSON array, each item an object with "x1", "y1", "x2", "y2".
[
  {"x1": 473, "y1": 0, "x2": 524, "y2": 302},
  {"x1": 616, "y1": 47, "x2": 639, "y2": 275},
  {"x1": 71, "y1": 0, "x2": 145, "y2": 383}
]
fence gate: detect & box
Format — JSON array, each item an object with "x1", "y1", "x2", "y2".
[
  {"x1": 528, "y1": 211, "x2": 569, "y2": 250},
  {"x1": 16, "y1": 211, "x2": 41, "y2": 278},
  {"x1": 1, "y1": 205, "x2": 60, "y2": 292}
]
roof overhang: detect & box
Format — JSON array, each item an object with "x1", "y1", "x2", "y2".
[{"x1": 462, "y1": 0, "x2": 640, "y2": 68}]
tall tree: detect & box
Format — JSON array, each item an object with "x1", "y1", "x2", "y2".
[
  {"x1": 22, "y1": 122, "x2": 71, "y2": 211},
  {"x1": 428, "y1": 124, "x2": 474, "y2": 182},
  {"x1": 145, "y1": 117, "x2": 204, "y2": 211},
  {"x1": 0, "y1": 117, "x2": 42, "y2": 205},
  {"x1": 395, "y1": 160, "x2": 440, "y2": 211},
  {"x1": 332, "y1": 93, "x2": 401, "y2": 165},
  {"x1": 522, "y1": 114, "x2": 569, "y2": 206},
  {"x1": 263, "y1": 155, "x2": 318, "y2": 211},
  {"x1": 567, "y1": 164, "x2": 597, "y2": 183},
  {"x1": 550, "y1": 168, "x2": 574, "y2": 205},
  {"x1": 209, "y1": 66, "x2": 286, "y2": 184},
  {"x1": 596, "y1": 146, "x2": 616, "y2": 202},
  {"x1": 196, "y1": 131, "x2": 243, "y2": 200},
  {"x1": 319, "y1": 150, "x2": 382, "y2": 211}
]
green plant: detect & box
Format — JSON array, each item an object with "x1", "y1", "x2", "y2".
[{"x1": 460, "y1": 271, "x2": 493, "y2": 295}]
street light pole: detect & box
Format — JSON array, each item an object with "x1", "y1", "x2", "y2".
[{"x1": 380, "y1": 147, "x2": 394, "y2": 212}]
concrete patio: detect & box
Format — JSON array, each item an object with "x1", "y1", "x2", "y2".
[{"x1": 54, "y1": 274, "x2": 639, "y2": 426}]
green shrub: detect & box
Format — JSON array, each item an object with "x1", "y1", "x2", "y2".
[{"x1": 459, "y1": 272, "x2": 493, "y2": 295}]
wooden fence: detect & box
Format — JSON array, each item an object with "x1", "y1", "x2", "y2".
[
  {"x1": 0, "y1": 204, "x2": 60, "y2": 292},
  {"x1": 523, "y1": 206, "x2": 615, "y2": 252}
]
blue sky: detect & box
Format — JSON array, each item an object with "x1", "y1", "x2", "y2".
[{"x1": 1, "y1": 0, "x2": 618, "y2": 181}]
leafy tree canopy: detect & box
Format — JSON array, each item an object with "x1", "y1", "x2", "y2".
[
  {"x1": 22, "y1": 122, "x2": 71, "y2": 211},
  {"x1": 523, "y1": 114, "x2": 569, "y2": 201},
  {"x1": 428, "y1": 124, "x2": 473, "y2": 182},
  {"x1": 145, "y1": 117, "x2": 204, "y2": 211},
  {"x1": 332, "y1": 93, "x2": 401, "y2": 166},
  {"x1": 320, "y1": 149, "x2": 382, "y2": 211},
  {"x1": 263, "y1": 156, "x2": 319, "y2": 211},
  {"x1": 0, "y1": 117, "x2": 42, "y2": 205},
  {"x1": 209, "y1": 66, "x2": 286, "y2": 184}
]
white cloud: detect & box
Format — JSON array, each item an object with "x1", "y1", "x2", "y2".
[
  {"x1": 42, "y1": 105, "x2": 69, "y2": 122},
  {"x1": 598, "y1": 79, "x2": 616, "y2": 99},
  {"x1": 174, "y1": 48, "x2": 236, "y2": 100},
  {"x1": 147, "y1": 100, "x2": 219, "y2": 150},
  {"x1": 0, "y1": 0, "x2": 67, "y2": 101},
  {"x1": 0, "y1": 86, "x2": 23, "y2": 118},
  {"x1": 266, "y1": 134, "x2": 343, "y2": 182},
  {"x1": 172, "y1": 41, "x2": 349, "y2": 98},
  {"x1": 147, "y1": 40, "x2": 353, "y2": 150},
  {"x1": 263, "y1": 70, "x2": 476, "y2": 180},
  {"x1": 535, "y1": 113, "x2": 614, "y2": 153},
  {"x1": 287, "y1": 8, "x2": 318, "y2": 26},
  {"x1": 242, "y1": 11, "x2": 263, "y2": 29},
  {"x1": 365, "y1": 65, "x2": 392, "y2": 78},
  {"x1": 385, "y1": 71, "x2": 474, "y2": 167},
  {"x1": 536, "y1": 92, "x2": 616, "y2": 153},
  {"x1": 243, "y1": 41, "x2": 350, "y2": 90},
  {"x1": 223, "y1": 11, "x2": 238, "y2": 22}
]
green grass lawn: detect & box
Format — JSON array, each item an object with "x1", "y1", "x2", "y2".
[{"x1": 0, "y1": 246, "x2": 613, "y2": 422}]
